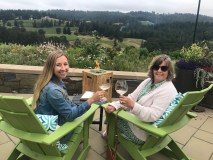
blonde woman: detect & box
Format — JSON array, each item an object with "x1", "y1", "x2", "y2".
[{"x1": 32, "y1": 50, "x2": 105, "y2": 142}]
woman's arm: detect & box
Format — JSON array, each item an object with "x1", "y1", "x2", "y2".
[
  {"x1": 47, "y1": 88, "x2": 90, "y2": 121},
  {"x1": 47, "y1": 88, "x2": 105, "y2": 122}
]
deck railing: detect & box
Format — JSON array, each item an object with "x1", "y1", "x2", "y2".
[{"x1": 0, "y1": 64, "x2": 147, "y2": 96}]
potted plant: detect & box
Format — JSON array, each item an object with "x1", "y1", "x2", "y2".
[
  {"x1": 174, "y1": 43, "x2": 213, "y2": 112},
  {"x1": 175, "y1": 43, "x2": 213, "y2": 93}
]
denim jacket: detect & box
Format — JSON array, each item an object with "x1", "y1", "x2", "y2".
[{"x1": 35, "y1": 76, "x2": 90, "y2": 126}]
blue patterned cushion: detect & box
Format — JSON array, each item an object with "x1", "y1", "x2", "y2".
[
  {"x1": 36, "y1": 114, "x2": 58, "y2": 132},
  {"x1": 152, "y1": 92, "x2": 185, "y2": 127},
  {"x1": 36, "y1": 114, "x2": 68, "y2": 151}
]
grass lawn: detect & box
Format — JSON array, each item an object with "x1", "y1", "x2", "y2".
[
  {"x1": 122, "y1": 38, "x2": 142, "y2": 48},
  {"x1": 2, "y1": 19, "x2": 143, "y2": 49}
]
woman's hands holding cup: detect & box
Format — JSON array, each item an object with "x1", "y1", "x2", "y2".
[
  {"x1": 87, "y1": 90, "x2": 105, "y2": 105},
  {"x1": 119, "y1": 95, "x2": 134, "y2": 109}
]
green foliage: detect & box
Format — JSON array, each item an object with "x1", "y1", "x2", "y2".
[
  {"x1": 177, "y1": 43, "x2": 213, "y2": 88},
  {"x1": 1, "y1": 10, "x2": 213, "y2": 54},
  {"x1": 81, "y1": 39, "x2": 101, "y2": 60},
  {"x1": 194, "y1": 68, "x2": 211, "y2": 88},
  {"x1": 0, "y1": 42, "x2": 163, "y2": 72},
  {"x1": 168, "y1": 50, "x2": 182, "y2": 59},
  {"x1": 0, "y1": 43, "x2": 49, "y2": 66},
  {"x1": 139, "y1": 47, "x2": 149, "y2": 58},
  {"x1": 67, "y1": 47, "x2": 94, "y2": 69},
  {"x1": 72, "y1": 43, "x2": 151, "y2": 72},
  {"x1": 180, "y1": 43, "x2": 203, "y2": 61},
  {"x1": 103, "y1": 47, "x2": 152, "y2": 72},
  {"x1": 179, "y1": 43, "x2": 213, "y2": 66}
]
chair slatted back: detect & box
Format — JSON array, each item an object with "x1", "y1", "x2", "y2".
[
  {"x1": 0, "y1": 96, "x2": 46, "y2": 133},
  {"x1": 159, "y1": 84, "x2": 213, "y2": 128},
  {"x1": 0, "y1": 95, "x2": 61, "y2": 156}
]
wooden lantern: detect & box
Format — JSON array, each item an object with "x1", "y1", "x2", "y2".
[{"x1": 82, "y1": 70, "x2": 113, "y2": 102}]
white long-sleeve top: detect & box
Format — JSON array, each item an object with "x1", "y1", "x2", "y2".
[{"x1": 110, "y1": 78, "x2": 177, "y2": 141}]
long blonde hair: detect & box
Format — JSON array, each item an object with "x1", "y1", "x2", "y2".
[{"x1": 32, "y1": 50, "x2": 68, "y2": 109}]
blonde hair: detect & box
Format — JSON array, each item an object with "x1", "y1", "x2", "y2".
[
  {"x1": 32, "y1": 50, "x2": 68, "y2": 109},
  {"x1": 147, "y1": 54, "x2": 174, "y2": 82}
]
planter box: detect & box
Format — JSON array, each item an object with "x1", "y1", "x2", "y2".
[
  {"x1": 200, "y1": 81, "x2": 213, "y2": 109},
  {"x1": 174, "y1": 68, "x2": 201, "y2": 93}
]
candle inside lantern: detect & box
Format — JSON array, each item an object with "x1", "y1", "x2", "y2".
[
  {"x1": 90, "y1": 60, "x2": 106, "y2": 74},
  {"x1": 94, "y1": 60, "x2": 100, "y2": 69}
]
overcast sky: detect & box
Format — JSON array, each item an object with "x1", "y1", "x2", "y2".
[{"x1": 1, "y1": 0, "x2": 212, "y2": 17}]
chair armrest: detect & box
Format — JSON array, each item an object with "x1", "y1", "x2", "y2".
[
  {"x1": 0, "y1": 104, "x2": 99, "y2": 145},
  {"x1": 101, "y1": 103, "x2": 167, "y2": 137},
  {"x1": 43, "y1": 103, "x2": 99, "y2": 144},
  {"x1": 26, "y1": 97, "x2": 33, "y2": 106}
]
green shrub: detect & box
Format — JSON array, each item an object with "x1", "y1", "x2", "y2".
[
  {"x1": 0, "y1": 43, "x2": 159, "y2": 72},
  {"x1": 0, "y1": 43, "x2": 48, "y2": 65}
]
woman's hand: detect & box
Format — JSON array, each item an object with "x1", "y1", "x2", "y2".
[
  {"x1": 119, "y1": 96, "x2": 134, "y2": 109},
  {"x1": 105, "y1": 105, "x2": 116, "y2": 113},
  {"x1": 87, "y1": 90, "x2": 105, "y2": 105}
]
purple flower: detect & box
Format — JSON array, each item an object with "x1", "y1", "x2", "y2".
[
  {"x1": 176, "y1": 60, "x2": 199, "y2": 70},
  {"x1": 176, "y1": 58, "x2": 213, "y2": 71},
  {"x1": 204, "y1": 67, "x2": 213, "y2": 72}
]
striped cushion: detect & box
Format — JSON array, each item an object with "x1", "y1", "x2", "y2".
[
  {"x1": 152, "y1": 92, "x2": 185, "y2": 127},
  {"x1": 36, "y1": 114, "x2": 68, "y2": 151}
]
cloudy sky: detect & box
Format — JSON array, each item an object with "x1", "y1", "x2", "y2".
[{"x1": 1, "y1": 0, "x2": 212, "y2": 17}]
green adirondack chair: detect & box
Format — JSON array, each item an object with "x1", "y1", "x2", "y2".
[
  {"x1": 102, "y1": 84, "x2": 213, "y2": 160},
  {"x1": 0, "y1": 95, "x2": 99, "y2": 160}
]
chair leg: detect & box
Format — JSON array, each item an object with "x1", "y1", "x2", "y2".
[
  {"x1": 17, "y1": 154, "x2": 30, "y2": 160},
  {"x1": 7, "y1": 147, "x2": 22, "y2": 160},
  {"x1": 99, "y1": 107, "x2": 103, "y2": 131},
  {"x1": 161, "y1": 140, "x2": 190, "y2": 160},
  {"x1": 107, "y1": 113, "x2": 116, "y2": 149},
  {"x1": 78, "y1": 145, "x2": 90, "y2": 160}
]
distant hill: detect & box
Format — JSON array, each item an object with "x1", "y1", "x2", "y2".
[
  {"x1": 47, "y1": 10, "x2": 213, "y2": 23},
  {"x1": 1, "y1": 9, "x2": 213, "y2": 23}
]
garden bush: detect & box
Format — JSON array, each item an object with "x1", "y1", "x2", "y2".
[{"x1": 0, "y1": 42, "x2": 179, "y2": 72}]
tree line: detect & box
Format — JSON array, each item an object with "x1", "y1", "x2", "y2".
[
  {"x1": 0, "y1": 9, "x2": 213, "y2": 51},
  {"x1": 0, "y1": 26, "x2": 69, "y2": 46}
]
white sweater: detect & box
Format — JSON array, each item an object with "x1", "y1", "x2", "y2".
[{"x1": 110, "y1": 78, "x2": 177, "y2": 141}]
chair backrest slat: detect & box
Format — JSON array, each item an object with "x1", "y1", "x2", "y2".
[
  {"x1": 0, "y1": 96, "x2": 46, "y2": 133},
  {"x1": 0, "y1": 95, "x2": 61, "y2": 156},
  {"x1": 159, "y1": 84, "x2": 212, "y2": 127},
  {"x1": 0, "y1": 108, "x2": 29, "y2": 116}
]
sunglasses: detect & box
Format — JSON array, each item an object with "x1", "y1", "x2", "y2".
[{"x1": 152, "y1": 65, "x2": 169, "y2": 72}]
